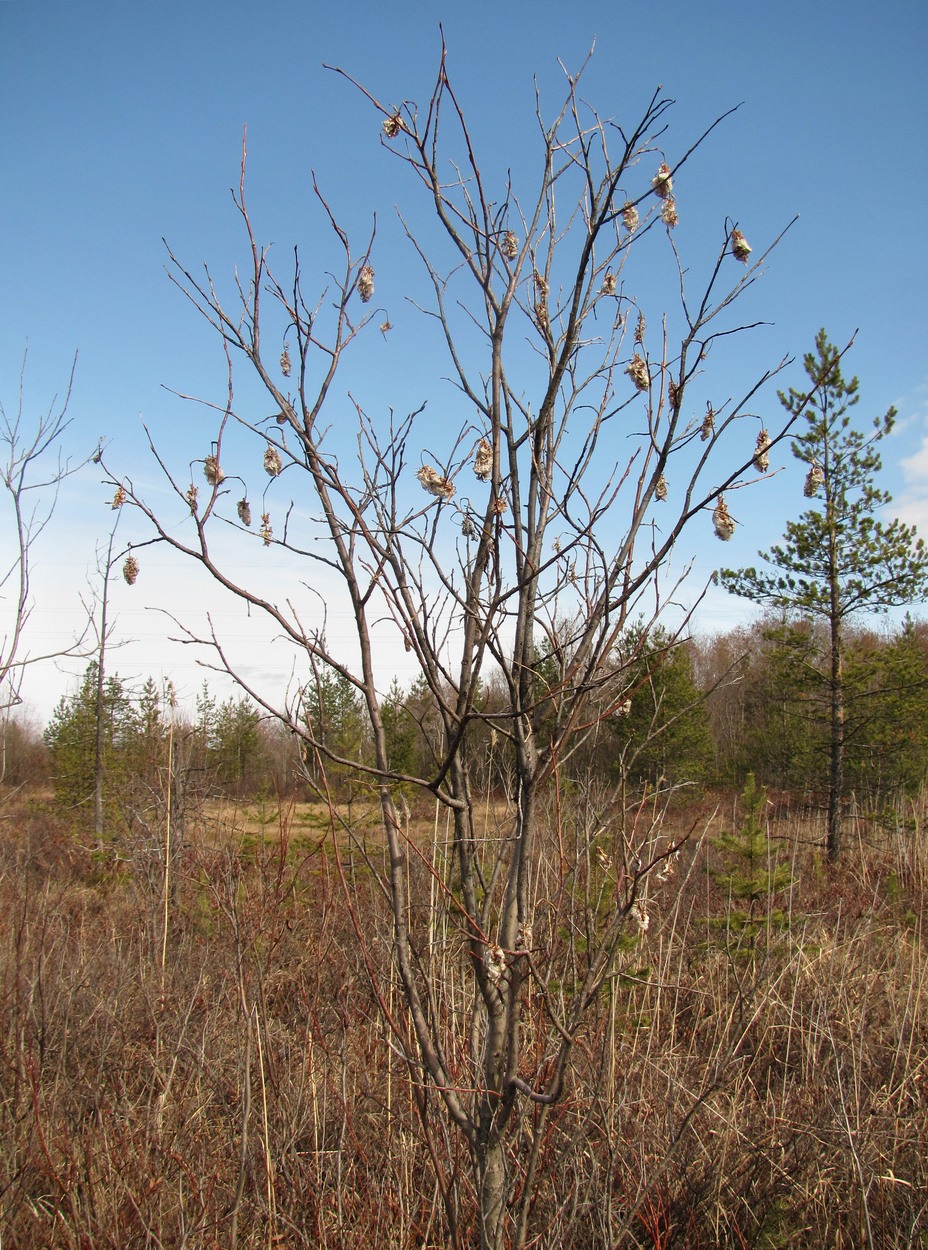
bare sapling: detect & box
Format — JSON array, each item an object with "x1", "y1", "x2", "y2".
[{"x1": 103, "y1": 42, "x2": 834, "y2": 1248}]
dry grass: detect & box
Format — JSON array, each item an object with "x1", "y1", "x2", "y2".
[{"x1": 1, "y1": 787, "x2": 926, "y2": 1248}]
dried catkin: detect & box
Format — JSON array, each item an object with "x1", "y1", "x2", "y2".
[
  {"x1": 417, "y1": 464, "x2": 455, "y2": 500},
  {"x1": 713, "y1": 496, "x2": 736, "y2": 541},
  {"x1": 626, "y1": 355, "x2": 650, "y2": 392},
  {"x1": 264, "y1": 445, "x2": 283, "y2": 477}
]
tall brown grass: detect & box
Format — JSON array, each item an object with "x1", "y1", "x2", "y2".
[{"x1": 1, "y1": 788, "x2": 925, "y2": 1247}]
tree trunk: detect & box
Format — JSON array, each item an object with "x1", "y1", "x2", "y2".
[
  {"x1": 477, "y1": 1135, "x2": 508, "y2": 1250},
  {"x1": 827, "y1": 615, "x2": 844, "y2": 862},
  {"x1": 93, "y1": 532, "x2": 115, "y2": 838}
]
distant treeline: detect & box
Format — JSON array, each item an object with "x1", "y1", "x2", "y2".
[{"x1": 8, "y1": 612, "x2": 928, "y2": 822}]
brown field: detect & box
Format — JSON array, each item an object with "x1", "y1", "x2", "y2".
[{"x1": 1, "y1": 786, "x2": 926, "y2": 1248}]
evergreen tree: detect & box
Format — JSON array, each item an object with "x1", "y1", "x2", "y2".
[
  {"x1": 300, "y1": 668, "x2": 365, "y2": 798},
  {"x1": 739, "y1": 618, "x2": 827, "y2": 792},
  {"x1": 845, "y1": 617, "x2": 928, "y2": 797},
  {"x1": 44, "y1": 664, "x2": 157, "y2": 826},
  {"x1": 612, "y1": 626, "x2": 713, "y2": 788},
  {"x1": 381, "y1": 677, "x2": 418, "y2": 778},
  {"x1": 712, "y1": 773, "x2": 793, "y2": 958},
  {"x1": 213, "y1": 695, "x2": 264, "y2": 793},
  {"x1": 720, "y1": 331, "x2": 928, "y2": 860}
]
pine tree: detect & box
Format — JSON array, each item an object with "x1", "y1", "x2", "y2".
[
  {"x1": 712, "y1": 772, "x2": 792, "y2": 958},
  {"x1": 300, "y1": 668, "x2": 365, "y2": 799},
  {"x1": 44, "y1": 664, "x2": 154, "y2": 827},
  {"x1": 613, "y1": 625, "x2": 713, "y2": 788},
  {"x1": 719, "y1": 331, "x2": 928, "y2": 859}
]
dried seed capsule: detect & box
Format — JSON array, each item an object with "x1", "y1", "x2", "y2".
[
  {"x1": 357, "y1": 264, "x2": 375, "y2": 303},
  {"x1": 754, "y1": 428, "x2": 771, "y2": 473},
  {"x1": 111, "y1": 485, "x2": 127, "y2": 510},
  {"x1": 601, "y1": 271, "x2": 617, "y2": 296},
  {"x1": 501, "y1": 230, "x2": 518, "y2": 260},
  {"x1": 655, "y1": 473, "x2": 668, "y2": 502},
  {"x1": 713, "y1": 495, "x2": 736, "y2": 541},
  {"x1": 264, "y1": 445, "x2": 283, "y2": 477},
  {"x1": 804, "y1": 461, "x2": 824, "y2": 497},
  {"x1": 622, "y1": 201, "x2": 639, "y2": 234},
  {"x1": 652, "y1": 162, "x2": 673, "y2": 200},
  {"x1": 123, "y1": 555, "x2": 139, "y2": 585},
  {"x1": 417, "y1": 464, "x2": 455, "y2": 500},
  {"x1": 237, "y1": 498, "x2": 252, "y2": 527},
  {"x1": 204, "y1": 455, "x2": 224, "y2": 486},
  {"x1": 701, "y1": 403, "x2": 715, "y2": 441},
  {"x1": 260, "y1": 512, "x2": 273, "y2": 545},
  {"x1": 631, "y1": 899, "x2": 650, "y2": 933},
  {"x1": 382, "y1": 113, "x2": 403, "y2": 139},
  {"x1": 186, "y1": 483, "x2": 199, "y2": 513},
  {"x1": 660, "y1": 196, "x2": 678, "y2": 228},
  {"x1": 484, "y1": 943, "x2": 506, "y2": 984},
  {"x1": 280, "y1": 344, "x2": 291, "y2": 376},
  {"x1": 474, "y1": 438, "x2": 493, "y2": 481},
  {"x1": 626, "y1": 354, "x2": 650, "y2": 392}
]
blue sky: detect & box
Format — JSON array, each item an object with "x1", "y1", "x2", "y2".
[{"x1": 2, "y1": 0, "x2": 927, "y2": 722}]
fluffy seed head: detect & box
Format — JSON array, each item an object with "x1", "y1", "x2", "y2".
[
  {"x1": 501, "y1": 229, "x2": 519, "y2": 260},
  {"x1": 474, "y1": 438, "x2": 493, "y2": 481},
  {"x1": 358, "y1": 264, "x2": 375, "y2": 303},
  {"x1": 754, "y1": 428, "x2": 771, "y2": 473},
  {"x1": 713, "y1": 495, "x2": 736, "y2": 541},
  {"x1": 652, "y1": 162, "x2": 673, "y2": 200},
  {"x1": 804, "y1": 461, "x2": 825, "y2": 497},
  {"x1": 382, "y1": 113, "x2": 404, "y2": 139},
  {"x1": 631, "y1": 899, "x2": 650, "y2": 933},
  {"x1": 204, "y1": 455, "x2": 224, "y2": 486},
  {"x1": 417, "y1": 464, "x2": 455, "y2": 500},
  {"x1": 111, "y1": 485, "x2": 127, "y2": 510},
  {"x1": 626, "y1": 354, "x2": 650, "y2": 392},
  {"x1": 701, "y1": 403, "x2": 715, "y2": 441},
  {"x1": 601, "y1": 271, "x2": 617, "y2": 296},
  {"x1": 660, "y1": 196, "x2": 678, "y2": 228},
  {"x1": 122, "y1": 556, "x2": 139, "y2": 586},
  {"x1": 622, "y1": 201, "x2": 639, "y2": 233},
  {"x1": 484, "y1": 944, "x2": 507, "y2": 984},
  {"x1": 264, "y1": 445, "x2": 283, "y2": 477}
]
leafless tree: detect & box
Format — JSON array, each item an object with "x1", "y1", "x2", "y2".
[
  {"x1": 0, "y1": 351, "x2": 90, "y2": 781},
  {"x1": 105, "y1": 46, "x2": 816, "y2": 1248}
]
